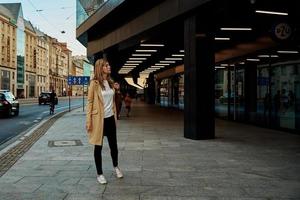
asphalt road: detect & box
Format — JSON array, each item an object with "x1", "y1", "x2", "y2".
[{"x1": 0, "y1": 98, "x2": 84, "y2": 148}]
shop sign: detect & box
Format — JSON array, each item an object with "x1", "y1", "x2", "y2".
[{"x1": 272, "y1": 22, "x2": 292, "y2": 41}]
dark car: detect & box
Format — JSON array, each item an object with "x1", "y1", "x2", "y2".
[
  {"x1": 0, "y1": 90, "x2": 19, "y2": 117},
  {"x1": 38, "y1": 92, "x2": 58, "y2": 105}
]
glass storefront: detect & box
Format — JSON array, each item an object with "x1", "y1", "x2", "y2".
[
  {"x1": 214, "y1": 59, "x2": 300, "y2": 133},
  {"x1": 159, "y1": 79, "x2": 169, "y2": 107},
  {"x1": 157, "y1": 74, "x2": 184, "y2": 109}
]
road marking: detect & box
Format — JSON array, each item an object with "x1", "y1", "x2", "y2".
[{"x1": 42, "y1": 104, "x2": 81, "y2": 113}]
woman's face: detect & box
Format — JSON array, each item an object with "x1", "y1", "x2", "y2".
[{"x1": 102, "y1": 62, "x2": 111, "y2": 74}]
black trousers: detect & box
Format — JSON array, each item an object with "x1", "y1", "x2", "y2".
[{"x1": 94, "y1": 116, "x2": 118, "y2": 175}]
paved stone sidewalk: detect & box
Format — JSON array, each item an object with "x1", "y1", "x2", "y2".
[{"x1": 0, "y1": 102, "x2": 300, "y2": 199}]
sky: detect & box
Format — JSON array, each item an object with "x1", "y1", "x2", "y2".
[{"x1": 0, "y1": 0, "x2": 86, "y2": 56}]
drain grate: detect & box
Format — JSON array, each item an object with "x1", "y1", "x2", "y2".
[{"x1": 48, "y1": 140, "x2": 82, "y2": 147}]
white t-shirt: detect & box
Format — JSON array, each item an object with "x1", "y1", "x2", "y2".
[{"x1": 101, "y1": 80, "x2": 114, "y2": 118}]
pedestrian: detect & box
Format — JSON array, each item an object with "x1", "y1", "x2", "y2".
[
  {"x1": 49, "y1": 90, "x2": 56, "y2": 114},
  {"x1": 114, "y1": 82, "x2": 123, "y2": 120},
  {"x1": 124, "y1": 93, "x2": 132, "y2": 117},
  {"x1": 86, "y1": 58, "x2": 123, "y2": 185}
]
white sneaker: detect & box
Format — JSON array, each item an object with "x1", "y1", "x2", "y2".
[
  {"x1": 97, "y1": 175, "x2": 107, "y2": 184},
  {"x1": 115, "y1": 167, "x2": 123, "y2": 178}
]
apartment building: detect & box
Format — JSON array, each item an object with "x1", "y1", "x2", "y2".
[{"x1": 0, "y1": 3, "x2": 19, "y2": 96}]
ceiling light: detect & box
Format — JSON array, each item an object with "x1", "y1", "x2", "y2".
[
  {"x1": 215, "y1": 66, "x2": 225, "y2": 69},
  {"x1": 277, "y1": 50, "x2": 299, "y2": 54},
  {"x1": 155, "y1": 63, "x2": 170, "y2": 66},
  {"x1": 124, "y1": 63, "x2": 139, "y2": 66},
  {"x1": 132, "y1": 54, "x2": 151, "y2": 56},
  {"x1": 160, "y1": 61, "x2": 176, "y2": 63},
  {"x1": 129, "y1": 58, "x2": 147, "y2": 60},
  {"x1": 151, "y1": 65, "x2": 164, "y2": 68},
  {"x1": 220, "y1": 27, "x2": 252, "y2": 31},
  {"x1": 172, "y1": 54, "x2": 184, "y2": 57},
  {"x1": 246, "y1": 58, "x2": 260, "y2": 61},
  {"x1": 135, "y1": 49, "x2": 157, "y2": 52},
  {"x1": 140, "y1": 44, "x2": 164, "y2": 47},
  {"x1": 122, "y1": 66, "x2": 135, "y2": 68},
  {"x1": 165, "y1": 58, "x2": 183, "y2": 60},
  {"x1": 126, "y1": 61, "x2": 143, "y2": 63},
  {"x1": 180, "y1": 50, "x2": 184, "y2": 53},
  {"x1": 258, "y1": 55, "x2": 279, "y2": 58},
  {"x1": 239, "y1": 62, "x2": 245, "y2": 64},
  {"x1": 214, "y1": 37, "x2": 230, "y2": 40},
  {"x1": 255, "y1": 10, "x2": 288, "y2": 16}
]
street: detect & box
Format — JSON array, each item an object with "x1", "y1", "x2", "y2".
[{"x1": 0, "y1": 98, "x2": 84, "y2": 149}]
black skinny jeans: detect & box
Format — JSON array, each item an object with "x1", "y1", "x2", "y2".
[{"x1": 94, "y1": 116, "x2": 118, "y2": 175}]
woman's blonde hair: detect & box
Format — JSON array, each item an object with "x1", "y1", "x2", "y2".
[{"x1": 93, "y1": 58, "x2": 114, "y2": 90}]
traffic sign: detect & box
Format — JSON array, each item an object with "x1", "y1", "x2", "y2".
[{"x1": 67, "y1": 76, "x2": 90, "y2": 85}]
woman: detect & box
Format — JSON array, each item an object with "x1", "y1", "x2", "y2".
[{"x1": 86, "y1": 58, "x2": 123, "y2": 184}]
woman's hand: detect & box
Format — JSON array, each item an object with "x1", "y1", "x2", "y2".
[{"x1": 86, "y1": 123, "x2": 92, "y2": 132}]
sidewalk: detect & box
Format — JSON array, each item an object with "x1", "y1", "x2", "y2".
[{"x1": 0, "y1": 101, "x2": 300, "y2": 199}]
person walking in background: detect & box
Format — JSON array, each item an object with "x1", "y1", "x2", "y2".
[
  {"x1": 124, "y1": 93, "x2": 132, "y2": 117},
  {"x1": 86, "y1": 58, "x2": 123, "y2": 185},
  {"x1": 114, "y1": 82, "x2": 123, "y2": 120},
  {"x1": 49, "y1": 90, "x2": 56, "y2": 115}
]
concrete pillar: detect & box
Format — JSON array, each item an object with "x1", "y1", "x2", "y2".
[{"x1": 184, "y1": 15, "x2": 215, "y2": 140}]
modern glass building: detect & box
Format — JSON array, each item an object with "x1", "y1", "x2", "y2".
[
  {"x1": 76, "y1": 0, "x2": 300, "y2": 137},
  {"x1": 16, "y1": 7, "x2": 25, "y2": 98}
]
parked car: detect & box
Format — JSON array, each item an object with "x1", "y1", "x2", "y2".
[
  {"x1": 0, "y1": 90, "x2": 19, "y2": 117},
  {"x1": 38, "y1": 92, "x2": 58, "y2": 105}
]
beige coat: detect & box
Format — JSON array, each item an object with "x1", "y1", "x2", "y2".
[{"x1": 86, "y1": 80, "x2": 117, "y2": 145}]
